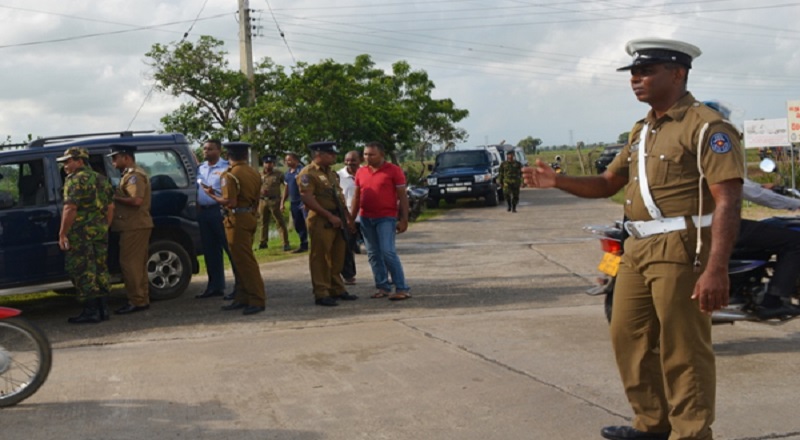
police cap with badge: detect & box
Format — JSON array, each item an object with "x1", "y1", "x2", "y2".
[
  {"x1": 308, "y1": 141, "x2": 338, "y2": 155},
  {"x1": 617, "y1": 38, "x2": 702, "y2": 71},
  {"x1": 106, "y1": 144, "x2": 138, "y2": 158},
  {"x1": 261, "y1": 154, "x2": 276, "y2": 164},
  {"x1": 223, "y1": 141, "x2": 251, "y2": 155}
]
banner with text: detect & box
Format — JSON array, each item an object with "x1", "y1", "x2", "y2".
[{"x1": 743, "y1": 118, "x2": 790, "y2": 148}]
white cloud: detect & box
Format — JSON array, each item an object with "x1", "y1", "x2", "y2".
[{"x1": 0, "y1": 0, "x2": 798, "y2": 146}]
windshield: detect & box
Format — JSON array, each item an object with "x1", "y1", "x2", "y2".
[{"x1": 436, "y1": 151, "x2": 488, "y2": 169}]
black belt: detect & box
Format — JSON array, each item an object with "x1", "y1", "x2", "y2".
[
  {"x1": 199, "y1": 204, "x2": 219, "y2": 210},
  {"x1": 229, "y1": 207, "x2": 255, "y2": 214}
]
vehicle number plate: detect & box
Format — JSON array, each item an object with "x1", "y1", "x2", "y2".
[
  {"x1": 598, "y1": 252, "x2": 620, "y2": 276},
  {"x1": 447, "y1": 187, "x2": 468, "y2": 193}
]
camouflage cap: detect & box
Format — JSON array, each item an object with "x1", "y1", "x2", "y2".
[{"x1": 56, "y1": 147, "x2": 90, "y2": 162}]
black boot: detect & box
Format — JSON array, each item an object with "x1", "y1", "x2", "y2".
[
  {"x1": 507, "y1": 200, "x2": 512, "y2": 212},
  {"x1": 68, "y1": 298, "x2": 102, "y2": 324},
  {"x1": 512, "y1": 203, "x2": 517, "y2": 213},
  {"x1": 97, "y1": 296, "x2": 110, "y2": 321}
]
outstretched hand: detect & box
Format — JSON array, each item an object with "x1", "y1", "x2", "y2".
[{"x1": 522, "y1": 159, "x2": 557, "y2": 189}]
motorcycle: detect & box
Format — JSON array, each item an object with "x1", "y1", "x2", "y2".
[
  {"x1": 585, "y1": 218, "x2": 800, "y2": 325},
  {"x1": 550, "y1": 155, "x2": 566, "y2": 175},
  {"x1": 0, "y1": 307, "x2": 52, "y2": 407},
  {"x1": 407, "y1": 184, "x2": 429, "y2": 222}
]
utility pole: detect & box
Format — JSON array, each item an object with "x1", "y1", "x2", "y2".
[{"x1": 238, "y1": 0, "x2": 258, "y2": 164}]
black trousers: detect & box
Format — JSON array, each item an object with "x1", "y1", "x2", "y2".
[
  {"x1": 735, "y1": 219, "x2": 800, "y2": 297},
  {"x1": 341, "y1": 222, "x2": 360, "y2": 280}
]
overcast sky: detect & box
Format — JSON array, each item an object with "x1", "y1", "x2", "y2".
[{"x1": 1, "y1": 0, "x2": 798, "y2": 148}]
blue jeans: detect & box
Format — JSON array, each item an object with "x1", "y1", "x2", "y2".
[
  {"x1": 290, "y1": 201, "x2": 308, "y2": 248},
  {"x1": 360, "y1": 217, "x2": 409, "y2": 293}
]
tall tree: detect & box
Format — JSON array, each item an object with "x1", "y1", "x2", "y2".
[{"x1": 518, "y1": 136, "x2": 542, "y2": 154}]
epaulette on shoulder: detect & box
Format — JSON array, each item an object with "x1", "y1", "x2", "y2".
[{"x1": 690, "y1": 101, "x2": 726, "y2": 124}]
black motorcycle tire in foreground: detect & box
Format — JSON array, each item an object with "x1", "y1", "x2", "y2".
[{"x1": 0, "y1": 314, "x2": 52, "y2": 407}]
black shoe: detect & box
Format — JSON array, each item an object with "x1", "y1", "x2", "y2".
[
  {"x1": 114, "y1": 304, "x2": 150, "y2": 315},
  {"x1": 283, "y1": 244, "x2": 292, "y2": 251},
  {"x1": 258, "y1": 243, "x2": 268, "y2": 249},
  {"x1": 195, "y1": 290, "x2": 224, "y2": 299},
  {"x1": 242, "y1": 305, "x2": 266, "y2": 315},
  {"x1": 512, "y1": 206, "x2": 517, "y2": 213},
  {"x1": 292, "y1": 246, "x2": 308, "y2": 254},
  {"x1": 221, "y1": 301, "x2": 247, "y2": 311},
  {"x1": 97, "y1": 297, "x2": 110, "y2": 321},
  {"x1": 756, "y1": 303, "x2": 800, "y2": 320},
  {"x1": 67, "y1": 302, "x2": 102, "y2": 324},
  {"x1": 336, "y1": 291, "x2": 358, "y2": 301},
  {"x1": 315, "y1": 297, "x2": 338, "y2": 307},
  {"x1": 600, "y1": 426, "x2": 670, "y2": 440},
  {"x1": 507, "y1": 205, "x2": 512, "y2": 212},
  {"x1": 223, "y1": 292, "x2": 236, "y2": 301}
]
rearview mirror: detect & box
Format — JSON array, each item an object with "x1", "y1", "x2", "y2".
[{"x1": 759, "y1": 158, "x2": 777, "y2": 173}]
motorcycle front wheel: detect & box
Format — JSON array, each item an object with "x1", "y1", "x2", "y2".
[{"x1": 0, "y1": 317, "x2": 52, "y2": 407}]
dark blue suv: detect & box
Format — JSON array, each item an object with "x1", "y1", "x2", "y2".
[
  {"x1": 0, "y1": 131, "x2": 202, "y2": 300},
  {"x1": 426, "y1": 148, "x2": 501, "y2": 208}
]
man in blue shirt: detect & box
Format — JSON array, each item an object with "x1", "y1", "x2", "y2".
[
  {"x1": 195, "y1": 139, "x2": 238, "y2": 298},
  {"x1": 281, "y1": 152, "x2": 308, "y2": 253}
]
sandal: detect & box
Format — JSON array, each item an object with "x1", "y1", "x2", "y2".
[
  {"x1": 388, "y1": 292, "x2": 411, "y2": 301},
  {"x1": 371, "y1": 291, "x2": 389, "y2": 298}
]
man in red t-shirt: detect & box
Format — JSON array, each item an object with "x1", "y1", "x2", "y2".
[{"x1": 349, "y1": 141, "x2": 411, "y2": 300}]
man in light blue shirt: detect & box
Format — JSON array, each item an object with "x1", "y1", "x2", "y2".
[{"x1": 195, "y1": 139, "x2": 238, "y2": 298}]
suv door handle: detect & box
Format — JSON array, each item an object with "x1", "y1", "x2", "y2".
[{"x1": 29, "y1": 213, "x2": 53, "y2": 221}]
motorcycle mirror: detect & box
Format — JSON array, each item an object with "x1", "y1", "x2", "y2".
[
  {"x1": 759, "y1": 158, "x2": 777, "y2": 173},
  {"x1": 555, "y1": 155, "x2": 562, "y2": 162}
]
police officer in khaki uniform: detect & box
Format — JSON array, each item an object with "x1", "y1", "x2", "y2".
[
  {"x1": 108, "y1": 144, "x2": 154, "y2": 315},
  {"x1": 257, "y1": 154, "x2": 290, "y2": 251},
  {"x1": 203, "y1": 142, "x2": 266, "y2": 315},
  {"x1": 297, "y1": 141, "x2": 358, "y2": 306},
  {"x1": 524, "y1": 39, "x2": 743, "y2": 440}
]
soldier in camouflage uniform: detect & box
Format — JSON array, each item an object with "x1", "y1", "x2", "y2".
[
  {"x1": 499, "y1": 150, "x2": 523, "y2": 212},
  {"x1": 57, "y1": 147, "x2": 115, "y2": 324}
]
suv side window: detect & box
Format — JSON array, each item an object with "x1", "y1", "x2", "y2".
[
  {"x1": 0, "y1": 160, "x2": 48, "y2": 209},
  {"x1": 134, "y1": 150, "x2": 189, "y2": 190}
]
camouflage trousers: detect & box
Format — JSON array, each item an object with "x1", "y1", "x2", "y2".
[
  {"x1": 65, "y1": 236, "x2": 110, "y2": 301},
  {"x1": 504, "y1": 184, "x2": 521, "y2": 205}
]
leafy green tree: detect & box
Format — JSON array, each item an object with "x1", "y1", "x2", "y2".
[
  {"x1": 518, "y1": 136, "x2": 542, "y2": 154},
  {"x1": 146, "y1": 38, "x2": 468, "y2": 160},
  {"x1": 617, "y1": 132, "x2": 631, "y2": 144}
]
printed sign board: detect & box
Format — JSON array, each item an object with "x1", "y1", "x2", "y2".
[
  {"x1": 788, "y1": 100, "x2": 800, "y2": 143},
  {"x1": 743, "y1": 118, "x2": 790, "y2": 148}
]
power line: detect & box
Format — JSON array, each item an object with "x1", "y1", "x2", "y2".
[
  {"x1": 263, "y1": 0, "x2": 296, "y2": 64},
  {"x1": 0, "y1": 13, "x2": 230, "y2": 49},
  {"x1": 126, "y1": 0, "x2": 215, "y2": 130}
]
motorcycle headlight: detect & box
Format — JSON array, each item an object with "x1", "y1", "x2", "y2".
[
  {"x1": 427, "y1": 176, "x2": 438, "y2": 186},
  {"x1": 474, "y1": 173, "x2": 491, "y2": 183}
]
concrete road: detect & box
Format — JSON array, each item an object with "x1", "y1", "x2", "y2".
[{"x1": 3, "y1": 189, "x2": 799, "y2": 440}]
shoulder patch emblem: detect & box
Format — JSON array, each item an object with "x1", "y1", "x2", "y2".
[
  {"x1": 300, "y1": 174, "x2": 310, "y2": 187},
  {"x1": 709, "y1": 132, "x2": 733, "y2": 154},
  {"x1": 129, "y1": 175, "x2": 137, "y2": 184}
]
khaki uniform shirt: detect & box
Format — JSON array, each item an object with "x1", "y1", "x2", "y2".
[
  {"x1": 222, "y1": 163, "x2": 261, "y2": 212},
  {"x1": 297, "y1": 162, "x2": 346, "y2": 221},
  {"x1": 111, "y1": 165, "x2": 153, "y2": 232},
  {"x1": 606, "y1": 92, "x2": 744, "y2": 265},
  {"x1": 260, "y1": 169, "x2": 285, "y2": 199}
]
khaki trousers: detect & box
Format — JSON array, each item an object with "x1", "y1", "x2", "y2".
[
  {"x1": 307, "y1": 216, "x2": 346, "y2": 298},
  {"x1": 258, "y1": 198, "x2": 289, "y2": 246},
  {"x1": 225, "y1": 213, "x2": 266, "y2": 307},
  {"x1": 119, "y1": 228, "x2": 152, "y2": 306},
  {"x1": 612, "y1": 259, "x2": 715, "y2": 440}
]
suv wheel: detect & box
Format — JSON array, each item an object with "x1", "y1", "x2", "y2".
[
  {"x1": 148, "y1": 240, "x2": 192, "y2": 300},
  {"x1": 484, "y1": 184, "x2": 499, "y2": 206}
]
